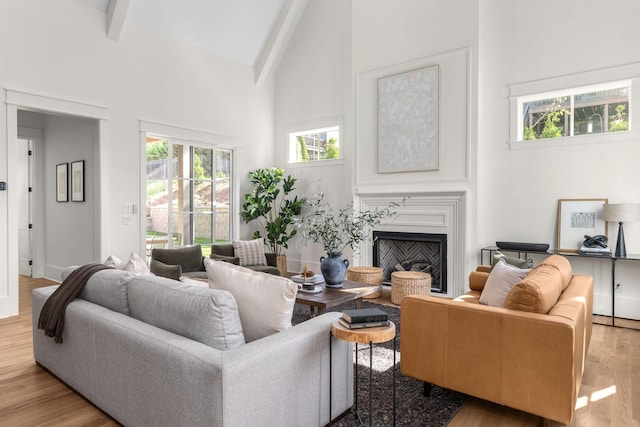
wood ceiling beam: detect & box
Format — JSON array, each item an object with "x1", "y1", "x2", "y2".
[
  {"x1": 106, "y1": 0, "x2": 130, "y2": 41},
  {"x1": 254, "y1": 0, "x2": 309, "y2": 87}
]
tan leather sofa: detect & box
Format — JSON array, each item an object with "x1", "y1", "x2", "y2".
[{"x1": 400, "y1": 255, "x2": 593, "y2": 425}]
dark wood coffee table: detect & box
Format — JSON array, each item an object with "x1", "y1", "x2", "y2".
[{"x1": 293, "y1": 278, "x2": 383, "y2": 318}]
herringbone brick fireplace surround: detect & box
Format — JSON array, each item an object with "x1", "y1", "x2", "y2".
[{"x1": 373, "y1": 230, "x2": 447, "y2": 293}]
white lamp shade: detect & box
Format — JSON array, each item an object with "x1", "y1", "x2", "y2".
[{"x1": 603, "y1": 203, "x2": 640, "y2": 222}]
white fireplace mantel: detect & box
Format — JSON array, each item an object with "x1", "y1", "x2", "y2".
[{"x1": 356, "y1": 191, "x2": 466, "y2": 298}]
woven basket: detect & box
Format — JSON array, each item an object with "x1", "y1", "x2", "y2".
[
  {"x1": 391, "y1": 271, "x2": 431, "y2": 305},
  {"x1": 346, "y1": 266, "x2": 383, "y2": 299}
]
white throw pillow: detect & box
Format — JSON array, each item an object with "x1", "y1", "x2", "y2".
[
  {"x1": 232, "y1": 239, "x2": 267, "y2": 266},
  {"x1": 204, "y1": 258, "x2": 297, "y2": 342},
  {"x1": 123, "y1": 251, "x2": 151, "y2": 275},
  {"x1": 104, "y1": 254, "x2": 126, "y2": 269},
  {"x1": 479, "y1": 259, "x2": 530, "y2": 307}
]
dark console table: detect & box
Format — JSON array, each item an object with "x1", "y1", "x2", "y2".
[{"x1": 481, "y1": 246, "x2": 640, "y2": 327}]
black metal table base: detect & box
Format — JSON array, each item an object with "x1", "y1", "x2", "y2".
[
  {"x1": 352, "y1": 337, "x2": 396, "y2": 427},
  {"x1": 329, "y1": 331, "x2": 397, "y2": 427}
]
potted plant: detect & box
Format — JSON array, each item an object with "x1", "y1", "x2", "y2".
[
  {"x1": 300, "y1": 193, "x2": 400, "y2": 287},
  {"x1": 239, "y1": 167, "x2": 306, "y2": 274}
]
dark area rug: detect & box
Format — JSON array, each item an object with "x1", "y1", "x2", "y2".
[{"x1": 292, "y1": 301, "x2": 467, "y2": 426}]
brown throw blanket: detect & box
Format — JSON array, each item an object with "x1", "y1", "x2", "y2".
[{"x1": 38, "y1": 263, "x2": 113, "y2": 343}]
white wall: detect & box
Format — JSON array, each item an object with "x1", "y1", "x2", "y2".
[
  {"x1": 276, "y1": 0, "x2": 640, "y2": 319},
  {"x1": 0, "y1": 0, "x2": 275, "y2": 317},
  {"x1": 43, "y1": 114, "x2": 99, "y2": 276},
  {"x1": 478, "y1": 0, "x2": 640, "y2": 318},
  {"x1": 275, "y1": 0, "x2": 480, "y2": 278},
  {"x1": 274, "y1": 0, "x2": 352, "y2": 271}
]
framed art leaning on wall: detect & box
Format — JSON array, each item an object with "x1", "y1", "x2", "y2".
[{"x1": 557, "y1": 198, "x2": 608, "y2": 252}]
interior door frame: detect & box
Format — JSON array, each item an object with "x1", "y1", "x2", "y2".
[
  {"x1": 1, "y1": 90, "x2": 109, "y2": 318},
  {"x1": 17, "y1": 127, "x2": 44, "y2": 277}
]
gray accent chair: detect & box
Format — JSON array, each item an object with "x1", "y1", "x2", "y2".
[
  {"x1": 210, "y1": 243, "x2": 280, "y2": 276},
  {"x1": 150, "y1": 244, "x2": 207, "y2": 280}
]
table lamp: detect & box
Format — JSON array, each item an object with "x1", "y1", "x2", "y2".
[{"x1": 603, "y1": 203, "x2": 640, "y2": 257}]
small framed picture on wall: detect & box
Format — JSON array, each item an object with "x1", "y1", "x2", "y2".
[
  {"x1": 71, "y1": 160, "x2": 85, "y2": 202},
  {"x1": 56, "y1": 163, "x2": 68, "y2": 202}
]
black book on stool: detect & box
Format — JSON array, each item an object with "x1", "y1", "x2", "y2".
[{"x1": 341, "y1": 307, "x2": 388, "y2": 323}]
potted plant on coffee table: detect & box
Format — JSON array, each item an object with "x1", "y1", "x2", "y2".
[
  {"x1": 239, "y1": 167, "x2": 306, "y2": 274},
  {"x1": 300, "y1": 192, "x2": 400, "y2": 287}
]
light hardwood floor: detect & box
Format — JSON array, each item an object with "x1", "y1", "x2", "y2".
[{"x1": 1, "y1": 277, "x2": 638, "y2": 426}]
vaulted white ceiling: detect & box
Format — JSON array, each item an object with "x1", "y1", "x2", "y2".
[{"x1": 73, "y1": 0, "x2": 308, "y2": 85}]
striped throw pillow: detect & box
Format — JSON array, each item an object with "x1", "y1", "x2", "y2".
[{"x1": 232, "y1": 239, "x2": 268, "y2": 266}]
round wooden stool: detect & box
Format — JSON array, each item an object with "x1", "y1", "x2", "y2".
[
  {"x1": 390, "y1": 271, "x2": 431, "y2": 305},
  {"x1": 346, "y1": 266, "x2": 383, "y2": 299}
]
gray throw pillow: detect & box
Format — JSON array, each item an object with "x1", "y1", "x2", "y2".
[{"x1": 150, "y1": 259, "x2": 182, "y2": 281}]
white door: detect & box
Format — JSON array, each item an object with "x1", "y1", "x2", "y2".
[{"x1": 17, "y1": 138, "x2": 32, "y2": 276}]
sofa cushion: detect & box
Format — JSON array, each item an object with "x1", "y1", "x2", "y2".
[
  {"x1": 62, "y1": 266, "x2": 135, "y2": 315},
  {"x1": 232, "y1": 239, "x2": 267, "y2": 266},
  {"x1": 210, "y1": 244, "x2": 236, "y2": 258},
  {"x1": 151, "y1": 245, "x2": 204, "y2": 273},
  {"x1": 540, "y1": 254, "x2": 573, "y2": 290},
  {"x1": 127, "y1": 275, "x2": 245, "y2": 350},
  {"x1": 204, "y1": 258, "x2": 297, "y2": 342},
  {"x1": 504, "y1": 263, "x2": 563, "y2": 313},
  {"x1": 479, "y1": 259, "x2": 530, "y2": 307}
]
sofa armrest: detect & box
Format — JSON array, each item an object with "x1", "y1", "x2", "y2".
[
  {"x1": 477, "y1": 265, "x2": 491, "y2": 273},
  {"x1": 221, "y1": 312, "x2": 353, "y2": 426},
  {"x1": 400, "y1": 292, "x2": 587, "y2": 425}
]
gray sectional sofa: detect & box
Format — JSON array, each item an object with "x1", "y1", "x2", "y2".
[{"x1": 32, "y1": 268, "x2": 353, "y2": 427}]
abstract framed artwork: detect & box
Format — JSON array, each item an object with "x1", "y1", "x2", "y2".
[
  {"x1": 557, "y1": 198, "x2": 608, "y2": 252},
  {"x1": 377, "y1": 64, "x2": 439, "y2": 173},
  {"x1": 56, "y1": 163, "x2": 68, "y2": 202},
  {"x1": 71, "y1": 160, "x2": 85, "y2": 202}
]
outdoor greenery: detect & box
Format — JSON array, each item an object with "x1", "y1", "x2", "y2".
[
  {"x1": 300, "y1": 192, "x2": 400, "y2": 255},
  {"x1": 609, "y1": 104, "x2": 629, "y2": 132},
  {"x1": 523, "y1": 126, "x2": 537, "y2": 140},
  {"x1": 297, "y1": 136, "x2": 310, "y2": 161},
  {"x1": 239, "y1": 167, "x2": 306, "y2": 256},
  {"x1": 539, "y1": 97, "x2": 568, "y2": 139},
  {"x1": 324, "y1": 137, "x2": 339, "y2": 159},
  {"x1": 146, "y1": 140, "x2": 168, "y2": 160},
  {"x1": 295, "y1": 135, "x2": 339, "y2": 162}
]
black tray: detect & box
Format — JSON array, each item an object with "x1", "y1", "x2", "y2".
[{"x1": 496, "y1": 241, "x2": 550, "y2": 252}]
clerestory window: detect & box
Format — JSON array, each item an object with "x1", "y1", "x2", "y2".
[
  {"x1": 515, "y1": 81, "x2": 630, "y2": 142},
  {"x1": 288, "y1": 125, "x2": 341, "y2": 163}
]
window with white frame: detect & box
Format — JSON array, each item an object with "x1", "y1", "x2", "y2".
[
  {"x1": 145, "y1": 136, "x2": 232, "y2": 257},
  {"x1": 288, "y1": 125, "x2": 340, "y2": 163},
  {"x1": 516, "y1": 81, "x2": 630, "y2": 141}
]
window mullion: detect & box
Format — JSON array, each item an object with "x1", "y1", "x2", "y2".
[
  {"x1": 167, "y1": 139, "x2": 174, "y2": 248},
  {"x1": 570, "y1": 95, "x2": 575, "y2": 137}
]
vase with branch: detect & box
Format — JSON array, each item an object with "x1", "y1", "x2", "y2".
[{"x1": 300, "y1": 192, "x2": 400, "y2": 287}]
